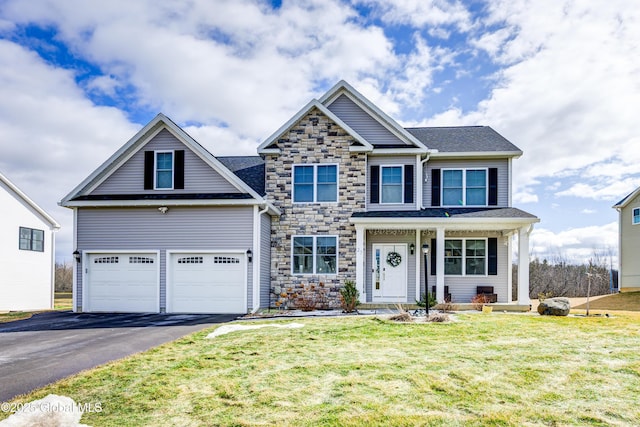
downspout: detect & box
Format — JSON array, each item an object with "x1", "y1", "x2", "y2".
[
  {"x1": 420, "y1": 153, "x2": 431, "y2": 209},
  {"x1": 252, "y1": 204, "x2": 270, "y2": 313}
]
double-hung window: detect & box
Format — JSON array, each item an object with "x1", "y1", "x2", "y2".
[
  {"x1": 442, "y1": 169, "x2": 487, "y2": 206},
  {"x1": 292, "y1": 236, "x2": 337, "y2": 274},
  {"x1": 633, "y1": 207, "x2": 640, "y2": 225},
  {"x1": 381, "y1": 166, "x2": 403, "y2": 203},
  {"x1": 155, "y1": 151, "x2": 174, "y2": 189},
  {"x1": 444, "y1": 239, "x2": 486, "y2": 275},
  {"x1": 293, "y1": 164, "x2": 337, "y2": 203},
  {"x1": 19, "y1": 227, "x2": 44, "y2": 252}
]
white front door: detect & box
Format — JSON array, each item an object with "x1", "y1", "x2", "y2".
[{"x1": 372, "y1": 244, "x2": 407, "y2": 302}]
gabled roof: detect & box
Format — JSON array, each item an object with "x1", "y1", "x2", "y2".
[
  {"x1": 0, "y1": 171, "x2": 60, "y2": 230},
  {"x1": 405, "y1": 126, "x2": 523, "y2": 158},
  {"x1": 613, "y1": 186, "x2": 640, "y2": 209},
  {"x1": 60, "y1": 113, "x2": 269, "y2": 207},
  {"x1": 320, "y1": 80, "x2": 429, "y2": 152},
  {"x1": 257, "y1": 99, "x2": 374, "y2": 154}
]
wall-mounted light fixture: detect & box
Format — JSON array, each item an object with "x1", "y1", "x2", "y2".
[
  {"x1": 158, "y1": 206, "x2": 169, "y2": 214},
  {"x1": 73, "y1": 250, "x2": 81, "y2": 263},
  {"x1": 410, "y1": 243, "x2": 415, "y2": 255},
  {"x1": 247, "y1": 249, "x2": 253, "y2": 263}
]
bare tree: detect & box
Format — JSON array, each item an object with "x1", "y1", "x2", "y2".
[{"x1": 55, "y1": 262, "x2": 73, "y2": 292}]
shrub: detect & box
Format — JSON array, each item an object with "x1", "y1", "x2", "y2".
[
  {"x1": 416, "y1": 292, "x2": 437, "y2": 309},
  {"x1": 471, "y1": 294, "x2": 492, "y2": 311},
  {"x1": 339, "y1": 280, "x2": 360, "y2": 313}
]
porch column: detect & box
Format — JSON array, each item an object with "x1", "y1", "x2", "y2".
[
  {"x1": 517, "y1": 225, "x2": 533, "y2": 306},
  {"x1": 436, "y1": 226, "x2": 445, "y2": 303},
  {"x1": 355, "y1": 225, "x2": 366, "y2": 302},
  {"x1": 415, "y1": 229, "x2": 421, "y2": 302}
]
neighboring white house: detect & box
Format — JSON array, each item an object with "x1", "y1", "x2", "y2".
[
  {"x1": 613, "y1": 186, "x2": 640, "y2": 293},
  {"x1": 0, "y1": 171, "x2": 60, "y2": 311}
]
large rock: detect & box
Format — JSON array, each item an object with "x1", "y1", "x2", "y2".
[
  {"x1": 537, "y1": 297, "x2": 571, "y2": 316},
  {"x1": 0, "y1": 394, "x2": 89, "y2": 427}
]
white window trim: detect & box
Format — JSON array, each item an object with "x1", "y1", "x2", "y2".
[
  {"x1": 633, "y1": 207, "x2": 640, "y2": 225},
  {"x1": 441, "y1": 168, "x2": 489, "y2": 207},
  {"x1": 379, "y1": 164, "x2": 405, "y2": 205},
  {"x1": 291, "y1": 235, "x2": 339, "y2": 275},
  {"x1": 292, "y1": 163, "x2": 339, "y2": 204},
  {"x1": 154, "y1": 150, "x2": 174, "y2": 190},
  {"x1": 444, "y1": 237, "x2": 488, "y2": 277}
]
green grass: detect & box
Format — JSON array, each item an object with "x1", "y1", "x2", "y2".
[
  {"x1": 0, "y1": 311, "x2": 32, "y2": 323},
  {"x1": 3, "y1": 313, "x2": 640, "y2": 426},
  {"x1": 54, "y1": 292, "x2": 73, "y2": 310}
]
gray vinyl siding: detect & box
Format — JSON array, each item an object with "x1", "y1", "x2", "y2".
[
  {"x1": 424, "y1": 158, "x2": 509, "y2": 207},
  {"x1": 75, "y1": 206, "x2": 254, "y2": 312},
  {"x1": 424, "y1": 234, "x2": 509, "y2": 303},
  {"x1": 365, "y1": 231, "x2": 417, "y2": 303},
  {"x1": 326, "y1": 94, "x2": 410, "y2": 146},
  {"x1": 260, "y1": 213, "x2": 272, "y2": 307},
  {"x1": 367, "y1": 156, "x2": 417, "y2": 211},
  {"x1": 92, "y1": 129, "x2": 241, "y2": 195},
  {"x1": 620, "y1": 194, "x2": 640, "y2": 290}
]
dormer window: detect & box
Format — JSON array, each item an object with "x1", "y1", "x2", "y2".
[{"x1": 155, "y1": 151, "x2": 174, "y2": 189}]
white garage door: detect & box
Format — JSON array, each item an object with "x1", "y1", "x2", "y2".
[
  {"x1": 86, "y1": 253, "x2": 158, "y2": 312},
  {"x1": 168, "y1": 253, "x2": 245, "y2": 313}
]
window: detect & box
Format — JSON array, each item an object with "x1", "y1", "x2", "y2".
[
  {"x1": 381, "y1": 166, "x2": 403, "y2": 203},
  {"x1": 293, "y1": 164, "x2": 337, "y2": 203},
  {"x1": 19, "y1": 227, "x2": 44, "y2": 252},
  {"x1": 633, "y1": 208, "x2": 640, "y2": 225},
  {"x1": 292, "y1": 236, "x2": 337, "y2": 275},
  {"x1": 444, "y1": 239, "x2": 486, "y2": 275},
  {"x1": 155, "y1": 151, "x2": 174, "y2": 189},
  {"x1": 442, "y1": 169, "x2": 487, "y2": 206}
]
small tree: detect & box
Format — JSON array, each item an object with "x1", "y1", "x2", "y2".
[{"x1": 339, "y1": 280, "x2": 359, "y2": 313}]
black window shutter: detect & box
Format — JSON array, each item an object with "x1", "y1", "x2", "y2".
[
  {"x1": 370, "y1": 165, "x2": 380, "y2": 204},
  {"x1": 144, "y1": 151, "x2": 154, "y2": 190},
  {"x1": 488, "y1": 237, "x2": 498, "y2": 275},
  {"x1": 430, "y1": 238, "x2": 437, "y2": 275},
  {"x1": 404, "y1": 164, "x2": 414, "y2": 204},
  {"x1": 431, "y1": 169, "x2": 441, "y2": 206},
  {"x1": 488, "y1": 168, "x2": 498, "y2": 206},
  {"x1": 174, "y1": 150, "x2": 185, "y2": 189}
]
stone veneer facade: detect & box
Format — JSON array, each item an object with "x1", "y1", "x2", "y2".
[{"x1": 264, "y1": 107, "x2": 366, "y2": 307}]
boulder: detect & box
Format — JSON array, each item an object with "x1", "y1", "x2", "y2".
[
  {"x1": 537, "y1": 297, "x2": 570, "y2": 316},
  {"x1": 1, "y1": 394, "x2": 89, "y2": 427}
]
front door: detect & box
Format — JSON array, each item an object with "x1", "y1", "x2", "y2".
[{"x1": 372, "y1": 244, "x2": 408, "y2": 302}]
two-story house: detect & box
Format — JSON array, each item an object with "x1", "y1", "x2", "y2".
[{"x1": 60, "y1": 81, "x2": 538, "y2": 313}]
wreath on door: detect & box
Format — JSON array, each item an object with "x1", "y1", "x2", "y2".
[{"x1": 386, "y1": 251, "x2": 402, "y2": 267}]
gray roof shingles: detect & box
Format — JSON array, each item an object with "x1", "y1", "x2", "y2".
[
  {"x1": 217, "y1": 156, "x2": 266, "y2": 196},
  {"x1": 352, "y1": 207, "x2": 537, "y2": 219},
  {"x1": 405, "y1": 126, "x2": 522, "y2": 153}
]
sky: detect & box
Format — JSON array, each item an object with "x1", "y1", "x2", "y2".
[{"x1": 0, "y1": 0, "x2": 637, "y2": 266}]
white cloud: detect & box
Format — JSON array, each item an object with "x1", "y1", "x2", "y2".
[
  {"x1": 555, "y1": 177, "x2": 640, "y2": 201},
  {"x1": 581, "y1": 208, "x2": 596, "y2": 214},
  {"x1": 355, "y1": 0, "x2": 472, "y2": 31},
  {"x1": 529, "y1": 222, "x2": 618, "y2": 265},
  {"x1": 513, "y1": 189, "x2": 538, "y2": 204}
]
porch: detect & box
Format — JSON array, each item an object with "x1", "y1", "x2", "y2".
[{"x1": 350, "y1": 208, "x2": 540, "y2": 307}]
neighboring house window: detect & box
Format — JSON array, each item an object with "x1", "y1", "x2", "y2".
[
  {"x1": 292, "y1": 164, "x2": 338, "y2": 203},
  {"x1": 633, "y1": 207, "x2": 640, "y2": 225},
  {"x1": 19, "y1": 227, "x2": 44, "y2": 252},
  {"x1": 444, "y1": 239, "x2": 486, "y2": 275},
  {"x1": 292, "y1": 236, "x2": 337, "y2": 274},
  {"x1": 442, "y1": 169, "x2": 487, "y2": 206},
  {"x1": 155, "y1": 151, "x2": 174, "y2": 189},
  {"x1": 381, "y1": 166, "x2": 403, "y2": 203}
]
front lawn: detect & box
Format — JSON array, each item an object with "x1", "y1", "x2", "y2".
[
  {"x1": 3, "y1": 313, "x2": 640, "y2": 426},
  {"x1": 574, "y1": 292, "x2": 640, "y2": 312}
]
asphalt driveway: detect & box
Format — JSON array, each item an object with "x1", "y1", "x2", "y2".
[{"x1": 0, "y1": 311, "x2": 239, "y2": 402}]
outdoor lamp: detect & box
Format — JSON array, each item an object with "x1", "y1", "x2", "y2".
[
  {"x1": 247, "y1": 249, "x2": 253, "y2": 263},
  {"x1": 422, "y1": 244, "x2": 430, "y2": 315},
  {"x1": 410, "y1": 243, "x2": 415, "y2": 254},
  {"x1": 73, "y1": 250, "x2": 81, "y2": 263}
]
